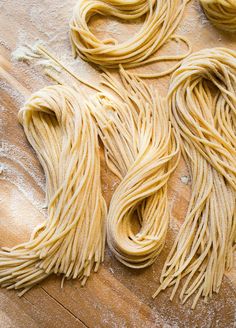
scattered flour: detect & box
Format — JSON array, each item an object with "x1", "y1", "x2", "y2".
[
  {"x1": 1, "y1": 0, "x2": 235, "y2": 327},
  {"x1": 1, "y1": 140, "x2": 45, "y2": 192},
  {"x1": 11, "y1": 44, "x2": 41, "y2": 63},
  {"x1": 0, "y1": 80, "x2": 25, "y2": 106},
  {"x1": 180, "y1": 175, "x2": 190, "y2": 185},
  {"x1": 1, "y1": 162, "x2": 46, "y2": 214}
]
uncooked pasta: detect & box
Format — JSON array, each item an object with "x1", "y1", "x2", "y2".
[
  {"x1": 153, "y1": 48, "x2": 236, "y2": 308},
  {"x1": 200, "y1": 0, "x2": 236, "y2": 32},
  {"x1": 89, "y1": 68, "x2": 180, "y2": 268},
  {"x1": 70, "y1": 0, "x2": 191, "y2": 78},
  {"x1": 0, "y1": 85, "x2": 106, "y2": 294}
]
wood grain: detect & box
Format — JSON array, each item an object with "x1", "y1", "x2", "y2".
[{"x1": 0, "y1": 0, "x2": 235, "y2": 327}]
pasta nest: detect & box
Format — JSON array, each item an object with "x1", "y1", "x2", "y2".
[{"x1": 200, "y1": 0, "x2": 236, "y2": 32}]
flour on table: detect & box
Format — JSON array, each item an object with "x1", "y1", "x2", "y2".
[
  {"x1": 0, "y1": 140, "x2": 46, "y2": 213},
  {"x1": 1, "y1": 163, "x2": 46, "y2": 214},
  {"x1": 180, "y1": 175, "x2": 190, "y2": 185}
]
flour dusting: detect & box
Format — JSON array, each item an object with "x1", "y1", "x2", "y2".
[
  {"x1": 1, "y1": 163, "x2": 46, "y2": 214},
  {"x1": 180, "y1": 175, "x2": 190, "y2": 185},
  {"x1": 1, "y1": 140, "x2": 45, "y2": 192},
  {"x1": 0, "y1": 0, "x2": 235, "y2": 327}
]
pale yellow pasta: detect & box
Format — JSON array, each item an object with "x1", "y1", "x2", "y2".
[
  {"x1": 70, "y1": 0, "x2": 191, "y2": 78},
  {"x1": 153, "y1": 48, "x2": 236, "y2": 308},
  {"x1": 89, "y1": 68, "x2": 179, "y2": 268},
  {"x1": 0, "y1": 85, "x2": 106, "y2": 294},
  {"x1": 200, "y1": 0, "x2": 236, "y2": 32}
]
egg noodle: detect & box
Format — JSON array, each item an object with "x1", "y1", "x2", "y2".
[
  {"x1": 89, "y1": 68, "x2": 179, "y2": 268},
  {"x1": 0, "y1": 85, "x2": 106, "y2": 294},
  {"x1": 70, "y1": 0, "x2": 191, "y2": 78},
  {"x1": 1, "y1": 2, "x2": 235, "y2": 308},
  {"x1": 153, "y1": 48, "x2": 236, "y2": 308},
  {"x1": 200, "y1": 0, "x2": 236, "y2": 32}
]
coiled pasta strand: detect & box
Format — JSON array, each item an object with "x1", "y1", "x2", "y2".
[
  {"x1": 153, "y1": 48, "x2": 236, "y2": 308},
  {"x1": 200, "y1": 0, "x2": 236, "y2": 32},
  {"x1": 89, "y1": 68, "x2": 180, "y2": 268},
  {"x1": 70, "y1": 0, "x2": 191, "y2": 78},
  {"x1": 0, "y1": 85, "x2": 106, "y2": 294}
]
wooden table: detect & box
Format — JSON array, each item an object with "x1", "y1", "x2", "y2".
[{"x1": 0, "y1": 0, "x2": 235, "y2": 327}]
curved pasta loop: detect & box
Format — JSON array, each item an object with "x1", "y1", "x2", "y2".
[
  {"x1": 200, "y1": 0, "x2": 236, "y2": 32},
  {"x1": 70, "y1": 0, "x2": 191, "y2": 78},
  {"x1": 89, "y1": 68, "x2": 180, "y2": 268},
  {"x1": 154, "y1": 48, "x2": 236, "y2": 308},
  {"x1": 0, "y1": 85, "x2": 106, "y2": 294}
]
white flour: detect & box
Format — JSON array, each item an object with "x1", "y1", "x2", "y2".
[
  {"x1": 180, "y1": 175, "x2": 190, "y2": 185},
  {"x1": 0, "y1": 0, "x2": 235, "y2": 327}
]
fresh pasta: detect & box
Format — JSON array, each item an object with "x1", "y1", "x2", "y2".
[
  {"x1": 70, "y1": 0, "x2": 191, "y2": 78},
  {"x1": 153, "y1": 48, "x2": 236, "y2": 308},
  {"x1": 0, "y1": 85, "x2": 106, "y2": 294},
  {"x1": 89, "y1": 68, "x2": 179, "y2": 268},
  {"x1": 200, "y1": 0, "x2": 236, "y2": 32}
]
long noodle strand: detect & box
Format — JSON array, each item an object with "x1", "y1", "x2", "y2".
[
  {"x1": 153, "y1": 48, "x2": 236, "y2": 308},
  {"x1": 89, "y1": 68, "x2": 180, "y2": 268},
  {"x1": 0, "y1": 85, "x2": 106, "y2": 294},
  {"x1": 70, "y1": 0, "x2": 191, "y2": 78},
  {"x1": 200, "y1": 0, "x2": 236, "y2": 32}
]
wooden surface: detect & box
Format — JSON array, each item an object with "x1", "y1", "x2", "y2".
[{"x1": 0, "y1": 0, "x2": 236, "y2": 327}]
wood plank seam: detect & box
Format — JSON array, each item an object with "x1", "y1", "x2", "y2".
[{"x1": 41, "y1": 287, "x2": 89, "y2": 328}]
